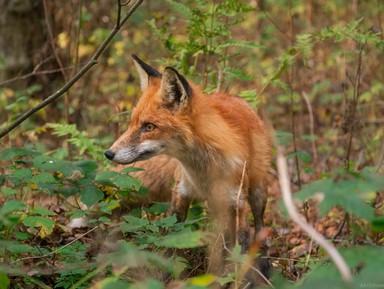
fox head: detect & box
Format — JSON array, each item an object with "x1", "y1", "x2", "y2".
[{"x1": 104, "y1": 55, "x2": 194, "y2": 164}]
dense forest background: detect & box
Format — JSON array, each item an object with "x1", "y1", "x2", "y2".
[{"x1": 0, "y1": 0, "x2": 383, "y2": 288}]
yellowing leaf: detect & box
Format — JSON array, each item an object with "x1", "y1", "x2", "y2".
[
  {"x1": 189, "y1": 274, "x2": 216, "y2": 286},
  {"x1": 57, "y1": 32, "x2": 69, "y2": 49},
  {"x1": 22, "y1": 216, "x2": 54, "y2": 238}
]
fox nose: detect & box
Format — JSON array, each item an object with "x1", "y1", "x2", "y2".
[{"x1": 104, "y1": 150, "x2": 115, "y2": 160}]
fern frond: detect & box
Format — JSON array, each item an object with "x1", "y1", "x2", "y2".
[
  {"x1": 216, "y1": 40, "x2": 263, "y2": 51},
  {"x1": 47, "y1": 123, "x2": 83, "y2": 138},
  {"x1": 222, "y1": 67, "x2": 253, "y2": 81},
  {"x1": 165, "y1": 0, "x2": 193, "y2": 17}
]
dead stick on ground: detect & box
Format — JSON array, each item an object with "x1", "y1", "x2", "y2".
[
  {"x1": 10, "y1": 226, "x2": 99, "y2": 264},
  {"x1": 275, "y1": 143, "x2": 352, "y2": 283},
  {"x1": 0, "y1": 0, "x2": 143, "y2": 139}
]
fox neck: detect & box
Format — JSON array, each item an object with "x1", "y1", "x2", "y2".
[{"x1": 168, "y1": 96, "x2": 244, "y2": 194}]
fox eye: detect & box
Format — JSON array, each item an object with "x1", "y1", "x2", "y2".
[{"x1": 143, "y1": 123, "x2": 156, "y2": 132}]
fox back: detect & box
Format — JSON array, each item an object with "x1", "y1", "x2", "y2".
[{"x1": 105, "y1": 55, "x2": 271, "y2": 283}]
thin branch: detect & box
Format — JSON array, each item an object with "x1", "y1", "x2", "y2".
[
  {"x1": 0, "y1": 66, "x2": 74, "y2": 87},
  {"x1": 43, "y1": 0, "x2": 68, "y2": 82},
  {"x1": 345, "y1": 44, "x2": 364, "y2": 171},
  {"x1": 10, "y1": 226, "x2": 99, "y2": 264},
  {"x1": 275, "y1": 142, "x2": 352, "y2": 283},
  {"x1": 0, "y1": 0, "x2": 144, "y2": 139},
  {"x1": 301, "y1": 91, "x2": 318, "y2": 162}
]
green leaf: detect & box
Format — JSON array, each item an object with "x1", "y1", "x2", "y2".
[
  {"x1": 95, "y1": 277, "x2": 131, "y2": 289},
  {"x1": 13, "y1": 168, "x2": 33, "y2": 180},
  {"x1": 113, "y1": 175, "x2": 142, "y2": 190},
  {"x1": 146, "y1": 202, "x2": 170, "y2": 214},
  {"x1": 74, "y1": 160, "x2": 98, "y2": 175},
  {"x1": 1, "y1": 187, "x2": 17, "y2": 196},
  {"x1": 0, "y1": 147, "x2": 39, "y2": 160},
  {"x1": 0, "y1": 200, "x2": 26, "y2": 215},
  {"x1": 80, "y1": 185, "x2": 104, "y2": 207},
  {"x1": 155, "y1": 230, "x2": 207, "y2": 248},
  {"x1": 95, "y1": 171, "x2": 120, "y2": 180},
  {"x1": 0, "y1": 272, "x2": 10, "y2": 289},
  {"x1": 32, "y1": 155, "x2": 74, "y2": 176},
  {"x1": 295, "y1": 170, "x2": 382, "y2": 221},
  {"x1": 4, "y1": 243, "x2": 36, "y2": 254},
  {"x1": 371, "y1": 217, "x2": 384, "y2": 233},
  {"x1": 295, "y1": 246, "x2": 384, "y2": 288},
  {"x1": 131, "y1": 279, "x2": 164, "y2": 289},
  {"x1": 22, "y1": 216, "x2": 54, "y2": 237},
  {"x1": 121, "y1": 216, "x2": 149, "y2": 232},
  {"x1": 153, "y1": 215, "x2": 177, "y2": 228},
  {"x1": 30, "y1": 207, "x2": 56, "y2": 216},
  {"x1": 31, "y1": 172, "x2": 56, "y2": 184},
  {"x1": 288, "y1": 150, "x2": 312, "y2": 164}
]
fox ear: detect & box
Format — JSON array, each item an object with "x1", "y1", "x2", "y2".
[
  {"x1": 131, "y1": 55, "x2": 161, "y2": 91},
  {"x1": 161, "y1": 67, "x2": 192, "y2": 111}
]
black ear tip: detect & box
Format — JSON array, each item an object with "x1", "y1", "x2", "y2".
[
  {"x1": 164, "y1": 67, "x2": 178, "y2": 74},
  {"x1": 131, "y1": 54, "x2": 138, "y2": 60}
]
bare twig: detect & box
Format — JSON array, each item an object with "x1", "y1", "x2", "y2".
[
  {"x1": 301, "y1": 91, "x2": 318, "y2": 162},
  {"x1": 288, "y1": 0, "x2": 301, "y2": 189},
  {"x1": 275, "y1": 143, "x2": 352, "y2": 283},
  {"x1": 43, "y1": 0, "x2": 68, "y2": 82},
  {"x1": 0, "y1": 0, "x2": 144, "y2": 139},
  {"x1": 345, "y1": 44, "x2": 364, "y2": 171},
  {"x1": 10, "y1": 226, "x2": 99, "y2": 264},
  {"x1": 0, "y1": 57, "x2": 72, "y2": 87}
]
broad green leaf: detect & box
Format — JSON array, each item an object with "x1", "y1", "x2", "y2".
[
  {"x1": 73, "y1": 160, "x2": 98, "y2": 175},
  {"x1": 153, "y1": 215, "x2": 177, "y2": 228},
  {"x1": 288, "y1": 150, "x2": 312, "y2": 164},
  {"x1": 113, "y1": 175, "x2": 142, "y2": 190},
  {"x1": 22, "y1": 216, "x2": 54, "y2": 238},
  {"x1": 95, "y1": 170, "x2": 120, "y2": 180},
  {"x1": 146, "y1": 202, "x2": 170, "y2": 214},
  {"x1": 155, "y1": 230, "x2": 207, "y2": 248},
  {"x1": 13, "y1": 168, "x2": 33, "y2": 180},
  {"x1": 292, "y1": 246, "x2": 384, "y2": 289},
  {"x1": 31, "y1": 172, "x2": 56, "y2": 184},
  {"x1": 295, "y1": 170, "x2": 383, "y2": 220},
  {"x1": 131, "y1": 279, "x2": 164, "y2": 289},
  {"x1": 5, "y1": 243, "x2": 36, "y2": 254},
  {"x1": 371, "y1": 217, "x2": 384, "y2": 233},
  {"x1": 1, "y1": 187, "x2": 17, "y2": 196},
  {"x1": 121, "y1": 216, "x2": 149, "y2": 232},
  {"x1": 94, "y1": 277, "x2": 131, "y2": 289},
  {"x1": 0, "y1": 272, "x2": 10, "y2": 289},
  {"x1": 32, "y1": 155, "x2": 74, "y2": 177},
  {"x1": 80, "y1": 185, "x2": 104, "y2": 207},
  {"x1": 30, "y1": 207, "x2": 56, "y2": 216},
  {"x1": 0, "y1": 200, "x2": 26, "y2": 215},
  {"x1": 0, "y1": 147, "x2": 39, "y2": 160}
]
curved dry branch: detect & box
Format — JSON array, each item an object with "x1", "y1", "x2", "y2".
[
  {"x1": 0, "y1": 0, "x2": 144, "y2": 139},
  {"x1": 275, "y1": 143, "x2": 352, "y2": 283}
]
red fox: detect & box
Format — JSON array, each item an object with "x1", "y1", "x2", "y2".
[{"x1": 105, "y1": 55, "x2": 271, "y2": 280}]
